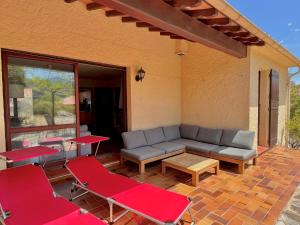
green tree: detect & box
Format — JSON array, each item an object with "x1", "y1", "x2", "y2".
[{"x1": 289, "y1": 82, "x2": 300, "y2": 148}]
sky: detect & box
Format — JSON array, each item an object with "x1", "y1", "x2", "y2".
[{"x1": 227, "y1": 0, "x2": 300, "y2": 83}]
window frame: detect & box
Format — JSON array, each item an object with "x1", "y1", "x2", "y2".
[{"x1": 2, "y1": 50, "x2": 80, "y2": 152}]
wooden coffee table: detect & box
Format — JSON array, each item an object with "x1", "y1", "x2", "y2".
[{"x1": 162, "y1": 153, "x2": 219, "y2": 186}]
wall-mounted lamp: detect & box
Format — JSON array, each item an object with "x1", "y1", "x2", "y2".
[{"x1": 135, "y1": 67, "x2": 146, "y2": 82}]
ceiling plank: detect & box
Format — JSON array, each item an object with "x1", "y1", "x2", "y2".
[
  {"x1": 122, "y1": 16, "x2": 139, "y2": 22},
  {"x1": 105, "y1": 10, "x2": 124, "y2": 17},
  {"x1": 93, "y1": 0, "x2": 247, "y2": 58},
  {"x1": 86, "y1": 3, "x2": 104, "y2": 11},
  {"x1": 184, "y1": 8, "x2": 216, "y2": 18}
]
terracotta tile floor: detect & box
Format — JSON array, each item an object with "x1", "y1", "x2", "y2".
[{"x1": 53, "y1": 147, "x2": 300, "y2": 225}]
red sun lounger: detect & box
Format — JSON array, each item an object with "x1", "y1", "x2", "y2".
[
  {"x1": 66, "y1": 156, "x2": 195, "y2": 225},
  {"x1": 67, "y1": 135, "x2": 109, "y2": 157},
  {"x1": 0, "y1": 164, "x2": 107, "y2": 225},
  {"x1": 0, "y1": 146, "x2": 59, "y2": 163}
]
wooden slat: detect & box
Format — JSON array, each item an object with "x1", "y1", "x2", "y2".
[
  {"x1": 215, "y1": 25, "x2": 241, "y2": 32},
  {"x1": 93, "y1": 0, "x2": 247, "y2": 58},
  {"x1": 226, "y1": 31, "x2": 250, "y2": 38},
  {"x1": 122, "y1": 16, "x2": 138, "y2": 22},
  {"x1": 86, "y1": 2, "x2": 104, "y2": 11},
  {"x1": 184, "y1": 8, "x2": 216, "y2": 18},
  {"x1": 136, "y1": 22, "x2": 153, "y2": 27},
  {"x1": 170, "y1": 35, "x2": 184, "y2": 39},
  {"x1": 200, "y1": 17, "x2": 230, "y2": 26},
  {"x1": 105, "y1": 10, "x2": 124, "y2": 17},
  {"x1": 234, "y1": 36, "x2": 259, "y2": 42},
  {"x1": 149, "y1": 27, "x2": 164, "y2": 32},
  {"x1": 160, "y1": 31, "x2": 173, "y2": 36},
  {"x1": 171, "y1": 0, "x2": 202, "y2": 8},
  {"x1": 64, "y1": 0, "x2": 77, "y2": 3}
]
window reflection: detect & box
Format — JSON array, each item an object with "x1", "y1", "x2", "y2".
[
  {"x1": 8, "y1": 57, "x2": 76, "y2": 128},
  {"x1": 11, "y1": 128, "x2": 76, "y2": 151}
]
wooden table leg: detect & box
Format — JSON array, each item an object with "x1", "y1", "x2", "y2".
[
  {"x1": 162, "y1": 163, "x2": 166, "y2": 175},
  {"x1": 192, "y1": 172, "x2": 198, "y2": 186},
  {"x1": 215, "y1": 163, "x2": 219, "y2": 175}
]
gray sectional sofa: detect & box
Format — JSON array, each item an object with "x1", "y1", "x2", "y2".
[{"x1": 121, "y1": 125, "x2": 257, "y2": 174}]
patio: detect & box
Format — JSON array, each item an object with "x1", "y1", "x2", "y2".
[{"x1": 52, "y1": 147, "x2": 300, "y2": 225}]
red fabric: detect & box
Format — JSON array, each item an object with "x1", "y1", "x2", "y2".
[
  {"x1": 45, "y1": 211, "x2": 106, "y2": 225},
  {"x1": 68, "y1": 135, "x2": 109, "y2": 145},
  {"x1": 66, "y1": 157, "x2": 190, "y2": 223},
  {"x1": 0, "y1": 146, "x2": 59, "y2": 162},
  {"x1": 0, "y1": 165, "x2": 106, "y2": 225},
  {"x1": 113, "y1": 184, "x2": 190, "y2": 223},
  {"x1": 66, "y1": 156, "x2": 139, "y2": 197}
]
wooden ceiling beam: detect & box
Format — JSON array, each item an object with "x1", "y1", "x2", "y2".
[
  {"x1": 64, "y1": 0, "x2": 77, "y2": 3},
  {"x1": 136, "y1": 22, "x2": 153, "y2": 27},
  {"x1": 122, "y1": 16, "x2": 138, "y2": 22},
  {"x1": 105, "y1": 10, "x2": 124, "y2": 17},
  {"x1": 215, "y1": 25, "x2": 241, "y2": 32},
  {"x1": 200, "y1": 17, "x2": 230, "y2": 26},
  {"x1": 160, "y1": 31, "x2": 173, "y2": 36},
  {"x1": 171, "y1": 0, "x2": 202, "y2": 9},
  {"x1": 93, "y1": 0, "x2": 247, "y2": 58},
  {"x1": 148, "y1": 27, "x2": 164, "y2": 32},
  {"x1": 184, "y1": 8, "x2": 216, "y2": 18},
  {"x1": 86, "y1": 3, "x2": 104, "y2": 11},
  {"x1": 226, "y1": 31, "x2": 250, "y2": 38},
  {"x1": 234, "y1": 36, "x2": 259, "y2": 42}
]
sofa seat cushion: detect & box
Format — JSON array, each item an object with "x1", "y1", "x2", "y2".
[
  {"x1": 152, "y1": 142, "x2": 185, "y2": 153},
  {"x1": 220, "y1": 129, "x2": 255, "y2": 150},
  {"x1": 163, "y1": 125, "x2": 181, "y2": 141},
  {"x1": 122, "y1": 130, "x2": 148, "y2": 150},
  {"x1": 144, "y1": 127, "x2": 166, "y2": 145},
  {"x1": 196, "y1": 127, "x2": 223, "y2": 145},
  {"x1": 180, "y1": 124, "x2": 199, "y2": 140},
  {"x1": 211, "y1": 147, "x2": 257, "y2": 160},
  {"x1": 121, "y1": 146, "x2": 165, "y2": 161},
  {"x1": 171, "y1": 139, "x2": 218, "y2": 154}
]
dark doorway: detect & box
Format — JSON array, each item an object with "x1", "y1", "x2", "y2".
[
  {"x1": 269, "y1": 69, "x2": 279, "y2": 147},
  {"x1": 78, "y1": 63, "x2": 127, "y2": 158}
]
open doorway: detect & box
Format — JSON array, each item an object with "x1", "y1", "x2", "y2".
[
  {"x1": 78, "y1": 63, "x2": 127, "y2": 161},
  {"x1": 257, "y1": 69, "x2": 279, "y2": 154}
]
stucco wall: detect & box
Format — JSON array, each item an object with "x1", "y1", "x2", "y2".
[
  {"x1": 181, "y1": 42, "x2": 250, "y2": 130},
  {"x1": 0, "y1": 0, "x2": 181, "y2": 132},
  {"x1": 249, "y1": 47, "x2": 289, "y2": 147}
]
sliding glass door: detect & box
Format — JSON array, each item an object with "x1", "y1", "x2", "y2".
[{"x1": 2, "y1": 51, "x2": 79, "y2": 154}]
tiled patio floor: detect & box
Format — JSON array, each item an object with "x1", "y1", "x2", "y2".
[{"x1": 53, "y1": 147, "x2": 300, "y2": 225}]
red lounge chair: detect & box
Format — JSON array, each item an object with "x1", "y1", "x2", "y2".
[
  {"x1": 0, "y1": 164, "x2": 107, "y2": 225},
  {"x1": 66, "y1": 156, "x2": 195, "y2": 225}
]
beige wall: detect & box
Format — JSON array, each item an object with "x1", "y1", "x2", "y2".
[
  {"x1": 181, "y1": 42, "x2": 250, "y2": 129},
  {"x1": 0, "y1": 0, "x2": 182, "y2": 168},
  {"x1": 0, "y1": 0, "x2": 292, "y2": 170},
  {"x1": 249, "y1": 47, "x2": 289, "y2": 147}
]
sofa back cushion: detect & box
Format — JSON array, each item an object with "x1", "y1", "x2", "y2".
[
  {"x1": 196, "y1": 127, "x2": 223, "y2": 145},
  {"x1": 180, "y1": 124, "x2": 199, "y2": 140},
  {"x1": 220, "y1": 129, "x2": 255, "y2": 150},
  {"x1": 122, "y1": 130, "x2": 147, "y2": 149},
  {"x1": 144, "y1": 127, "x2": 166, "y2": 145},
  {"x1": 163, "y1": 125, "x2": 181, "y2": 141}
]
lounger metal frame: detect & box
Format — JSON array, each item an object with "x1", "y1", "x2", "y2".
[{"x1": 67, "y1": 167, "x2": 195, "y2": 225}]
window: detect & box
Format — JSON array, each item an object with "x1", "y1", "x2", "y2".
[{"x1": 3, "y1": 52, "x2": 78, "y2": 151}]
